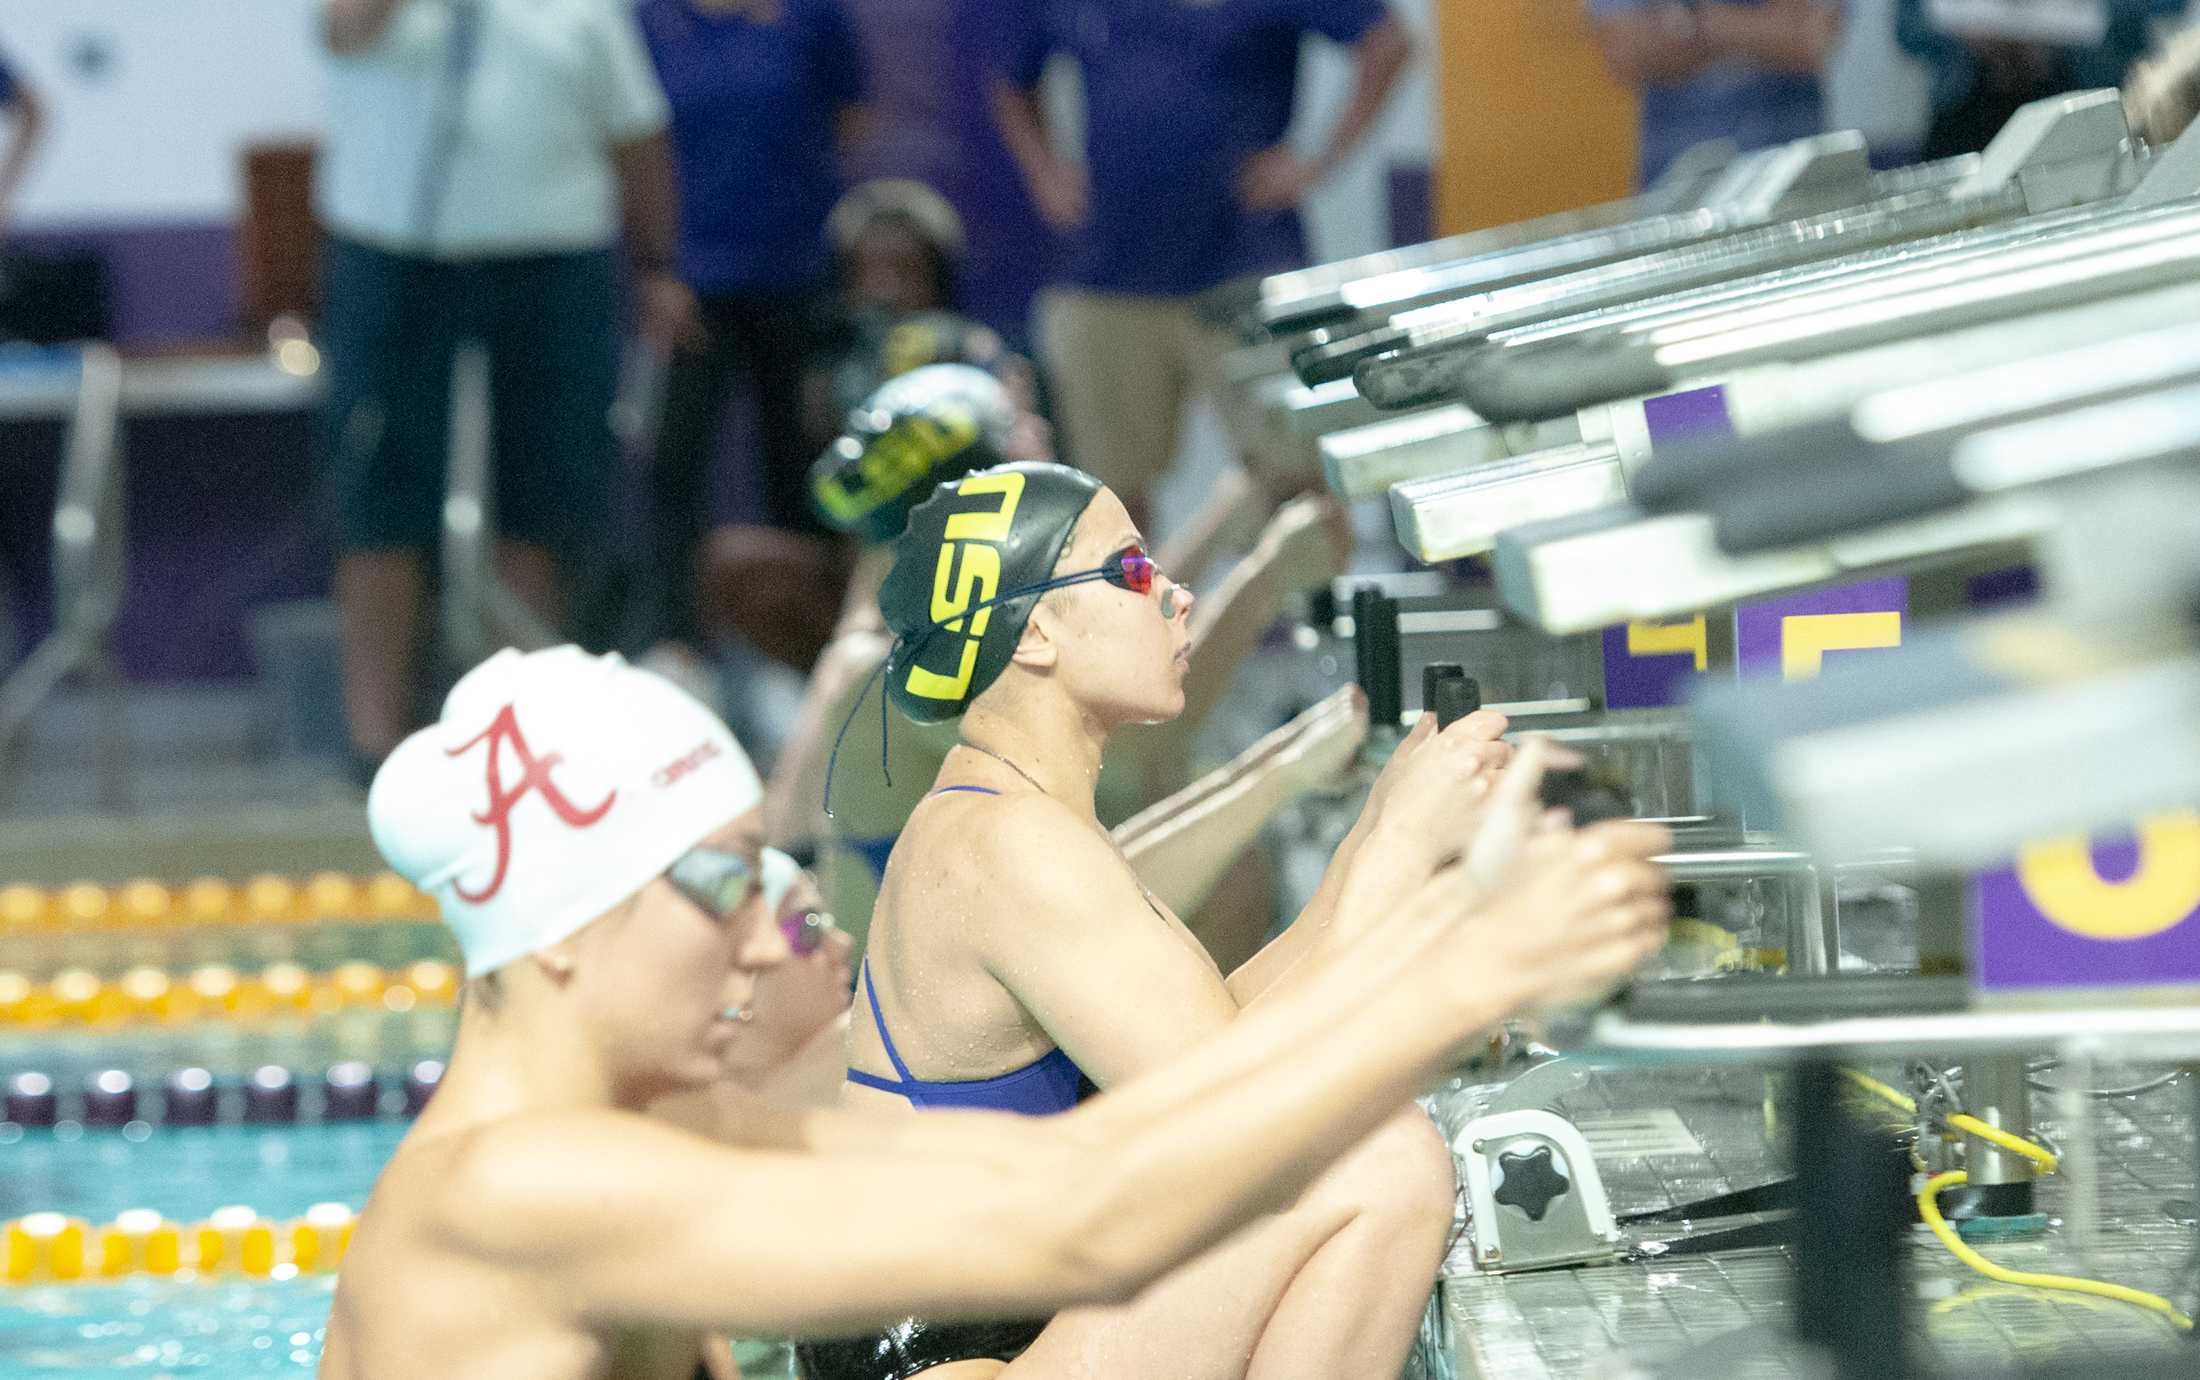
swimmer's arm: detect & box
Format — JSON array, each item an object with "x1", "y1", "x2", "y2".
[
  {"x1": 1113, "y1": 686, "x2": 1365, "y2": 919},
  {"x1": 439, "y1": 862, "x2": 1523, "y2": 1335},
  {"x1": 980, "y1": 800, "x2": 1245, "y2": 1086},
  {"x1": 1230, "y1": 709, "x2": 1515, "y2": 1003}
]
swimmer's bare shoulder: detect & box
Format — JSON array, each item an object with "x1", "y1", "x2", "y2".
[
  {"x1": 951, "y1": 790, "x2": 1240, "y2": 1087},
  {"x1": 322, "y1": 1115, "x2": 671, "y2": 1380}
]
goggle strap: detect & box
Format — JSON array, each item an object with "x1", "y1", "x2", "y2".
[{"x1": 823, "y1": 652, "x2": 898, "y2": 821}]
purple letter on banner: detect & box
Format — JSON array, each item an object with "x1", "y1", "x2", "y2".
[
  {"x1": 1735, "y1": 577, "x2": 1909, "y2": 677},
  {"x1": 1600, "y1": 387, "x2": 1737, "y2": 709}
]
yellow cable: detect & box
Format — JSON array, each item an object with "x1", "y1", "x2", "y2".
[
  {"x1": 1839, "y1": 1068, "x2": 2061, "y2": 1173},
  {"x1": 1917, "y1": 1171, "x2": 2192, "y2": 1331}
]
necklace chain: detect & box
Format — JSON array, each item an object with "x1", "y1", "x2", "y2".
[{"x1": 960, "y1": 741, "x2": 1050, "y2": 798}]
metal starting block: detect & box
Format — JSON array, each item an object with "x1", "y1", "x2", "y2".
[{"x1": 1455, "y1": 1108, "x2": 1623, "y2": 1274}]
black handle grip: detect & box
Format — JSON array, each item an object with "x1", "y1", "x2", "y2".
[
  {"x1": 1453, "y1": 335, "x2": 1670, "y2": 425},
  {"x1": 1711, "y1": 448, "x2": 1965, "y2": 555},
  {"x1": 1353, "y1": 343, "x2": 1484, "y2": 412},
  {"x1": 1422, "y1": 662, "x2": 1481, "y2": 728},
  {"x1": 1292, "y1": 327, "x2": 1407, "y2": 387},
  {"x1": 1350, "y1": 586, "x2": 1402, "y2": 730},
  {"x1": 1261, "y1": 299, "x2": 1361, "y2": 338}
]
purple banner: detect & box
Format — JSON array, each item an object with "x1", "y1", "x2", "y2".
[
  {"x1": 1973, "y1": 817, "x2": 2200, "y2": 991},
  {"x1": 1600, "y1": 619, "x2": 1714, "y2": 709},
  {"x1": 1641, "y1": 385, "x2": 1732, "y2": 447},
  {"x1": 1735, "y1": 577, "x2": 1908, "y2": 680}
]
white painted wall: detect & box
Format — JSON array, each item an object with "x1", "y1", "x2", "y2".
[{"x1": 4, "y1": 0, "x2": 325, "y2": 226}]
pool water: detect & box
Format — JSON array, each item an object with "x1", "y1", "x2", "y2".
[
  {"x1": 1, "y1": 1277, "x2": 336, "y2": 1375},
  {"x1": 0, "y1": 1118, "x2": 804, "y2": 1376},
  {"x1": 0, "y1": 1123, "x2": 407, "y2": 1226}
]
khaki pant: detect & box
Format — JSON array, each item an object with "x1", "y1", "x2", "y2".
[{"x1": 1038, "y1": 286, "x2": 1275, "y2": 515}]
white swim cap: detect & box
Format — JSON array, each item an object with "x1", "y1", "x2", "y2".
[{"x1": 368, "y1": 646, "x2": 762, "y2": 977}]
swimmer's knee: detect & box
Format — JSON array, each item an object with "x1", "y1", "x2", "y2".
[{"x1": 1326, "y1": 1107, "x2": 1457, "y2": 1223}]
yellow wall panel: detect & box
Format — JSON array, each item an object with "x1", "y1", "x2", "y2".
[{"x1": 1434, "y1": 1, "x2": 1640, "y2": 234}]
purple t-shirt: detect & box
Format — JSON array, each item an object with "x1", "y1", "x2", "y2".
[
  {"x1": 637, "y1": 0, "x2": 868, "y2": 295},
  {"x1": 998, "y1": 0, "x2": 1386, "y2": 297},
  {"x1": 1586, "y1": 0, "x2": 1826, "y2": 188}
]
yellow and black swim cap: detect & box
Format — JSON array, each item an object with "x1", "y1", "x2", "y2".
[
  {"x1": 811, "y1": 363, "x2": 1018, "y2": 548},
  {"x1": 880, "y1": 461, "x2": 1102, "y2": 723}
]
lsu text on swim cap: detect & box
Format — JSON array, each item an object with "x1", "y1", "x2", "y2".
[
  {"x1": 879, "y1": 461, "x2": 1103, "y2": 723},
  {"x1": 368, "y1": 646, "x2": 762, "y2": 977},
  {"x1": 811, "y1": 363, "x2": 1017, "y2": 547}
]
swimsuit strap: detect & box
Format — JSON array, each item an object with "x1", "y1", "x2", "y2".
[
  {"x1": 930, "y1": 784, "x2": 1003, "y2": 797},
  {"x1": 859, "y1": 958, "x2": 918, "y2": 1084}
]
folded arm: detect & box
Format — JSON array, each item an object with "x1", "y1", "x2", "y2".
[
  {"x1": 1591, "y1": 0, "x2": 1842, "y2": 86},
  {"x1": 442, "y1": 849, "x2": 1546, "y2": 1339}
]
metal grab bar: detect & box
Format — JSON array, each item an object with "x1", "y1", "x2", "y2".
[
  {"x1": 1315, "y1": 92, "x2": 2134, "y2": 401},
  {"x1": 0, "y1": 345, "x2": 131, "y2": 811},
  {"x1": 1255, "y1": 133, "x2": 1897, "y2": 346},
  {"x1": 1304, "y1": 184, "x2": 2031, "y2": 394},
  {"x1": 438, "y1": 343, "x2": 559, "y2": 669},
  {"x1": 1451, "y1": 198, "x2": 2200, "y2": 423},
  {"x1": 1237, "y1": 140, "x2": 1744, "y2": 335}
]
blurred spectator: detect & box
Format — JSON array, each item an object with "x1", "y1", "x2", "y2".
[
  {"x1": 939, "y1": 0, "x2": 1064, "y2": 348},
  {"x1": 0, "y1": 43, "x2": 44, "y2": 239},
  {"x1": 1586, "y1": 0, "x2": 1844, "y2": 187},
  {"x1": 316, "y1": 0, "x2": 696, "y2": 779},
  {"x1": 817, "y1": 179, "x2": 1044, "y2": 426},
  {"x1": 1897, "y1": 0, "x2": 2182, "y2": 158},
  {"x1": 987, "y1": 0, "x2": 1413, "y2": 535},
  {"x1": 697, "y1": 178, "x2": 1049, "y2": 675},
  {"x1": 2126, "y1": 17, "x2": 2200, "y2": 147},
  {"x1": 633, "y1": 0, "x2": 868, "y2": 679}
]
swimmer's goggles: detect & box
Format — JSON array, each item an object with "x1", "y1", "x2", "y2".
[
  {"x1": 825, "y1": 543, "x2": 1166, "y2": 816},
  {"x1": 666, "y1": 845, "x2": 835, "y2": 956}
]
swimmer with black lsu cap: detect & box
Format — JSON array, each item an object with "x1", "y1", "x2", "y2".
[
  {"x1": 318, "y1": 644, "x2": 1670, "y2": 1380},
  {"x1": 811, "y1": 462, "x2": 1666, "y2": 1380},
  {"x1": 769, "y1": 365, "x2": 1363, "y2": 968}
]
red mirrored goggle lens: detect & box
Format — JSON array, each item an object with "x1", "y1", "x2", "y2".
[{"x1": 1110, "y1": 545, "x2": 1155, "y2": 595}]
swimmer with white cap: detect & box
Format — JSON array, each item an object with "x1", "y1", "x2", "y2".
[{"x1": 320, "y1": 644, "x2": 1671, "y2": 1380}]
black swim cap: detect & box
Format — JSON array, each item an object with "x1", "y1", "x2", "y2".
[
  {"x1": 811, "y1": 363, "x2": 1019, "y2": 547},
  {"x1": 880, "y1": 461, "x2": 1102, "y2": 723}
]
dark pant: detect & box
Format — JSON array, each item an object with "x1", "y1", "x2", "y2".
[
  {"x1": 642, "y1": 285, "x2": 833, "y2": 648},
  {"x1": 319, "y1": 236, "x2": 619, "y2": 555},
  {"x1": 1921, "y1": 75, "x2": 2066, "y2": 162}
]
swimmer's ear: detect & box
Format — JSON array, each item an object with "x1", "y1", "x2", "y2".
[
  {"x1": 1011, "y1": 602, "x2": 1061, "y2": 671},
  {"x1": 526, "y1": 937, "x2": 582, "y2": 987}
]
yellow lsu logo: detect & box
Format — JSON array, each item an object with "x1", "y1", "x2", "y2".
[
  {"x1": 815, "y1": 407, "x2": 980, "y2": 524},
  {"x1": 903, "y1": 471, "x2": 1025, "y2": 703}
]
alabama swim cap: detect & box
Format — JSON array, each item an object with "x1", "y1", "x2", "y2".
[
  {"x1": 368, "y1": 646, "x2": 762, "y2": 977},
  {"x1": 879, "y1": 461, "x2": 1103, "y2": 723},
  {"x1": 811, "y1": 363, "x2": 1017, "y2": 546}
]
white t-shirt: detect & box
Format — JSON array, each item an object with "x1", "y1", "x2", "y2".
[{"x1": 318, "y1": 0, "x2": 670, "y2": 258}]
